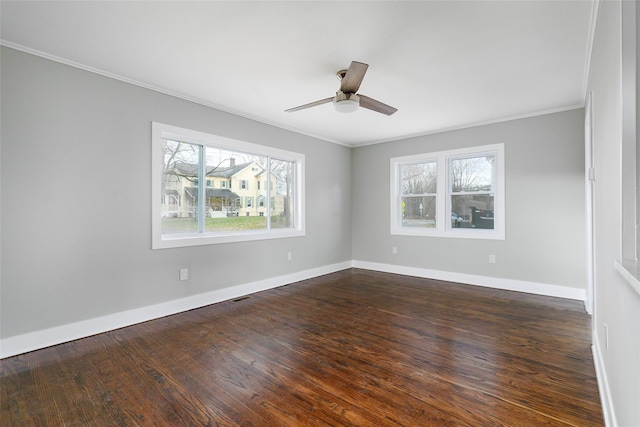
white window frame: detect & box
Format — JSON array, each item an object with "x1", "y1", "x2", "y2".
[
  {"x1": 152, "y1": 122, "x2": 305, "y2": 249},
  {"x1": 390, "y1": 143, "x2": 505, "y2": 240}
]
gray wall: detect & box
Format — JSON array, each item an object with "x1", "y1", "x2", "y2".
[
  {"x1": 587, "y1": 0, "x2": 640, "y2": 424},
  {"x1": 352, "y1": 109, "x2": 587, "y2": 289},
  {"x1": 0, "y1": 47, "x2": 352, "y2": 339}
]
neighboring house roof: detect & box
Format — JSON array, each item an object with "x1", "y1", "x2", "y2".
[
  {"x1": 184, "y1": 187, "x2": 240, "y2": 200},
  {"x1": 172, "y1": 161, "x2": 261, "y2": 178},
  {"x1": 256, "y1": 169, "x2": 276, "y2": 178}
]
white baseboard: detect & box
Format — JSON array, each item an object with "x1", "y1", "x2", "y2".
[
  {"x1": 352, "y1": 260, "x2": 587, "y2": 301},
  {"x1": 1, "y1": 260, "x2": 587, "y2": 359},
  {"x1": 0, "y1": 261, "x2": 353, "y2": 359},
  {"x1": 592, "y1": 332, "x2": 617, "y2": 427}
]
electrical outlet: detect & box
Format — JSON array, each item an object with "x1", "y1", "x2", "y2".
[
  {"x1": 287, "y1": 251, "x2": 292, "y2": 261},
  {"x1": 489, "y1": 254, "x2": 496, "y2": 264},
  {"x1": 392, "y1": 247, "x2": 398, "y2": 255},
  {"x1": 179, "y1": 268, "x2": 189, "y2": 281}
]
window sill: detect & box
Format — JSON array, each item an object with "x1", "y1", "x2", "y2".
[
  {"x1": 153, "y1": 228, "x2": 305, "y2": 249},
  {"x1": 614, "y1": 259, "x2": 640, "y2": 297},
  {"x1": 391, "y1": 227, "x2": 505, "y2": 240}
]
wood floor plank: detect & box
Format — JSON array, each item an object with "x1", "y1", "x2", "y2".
[
  {"x1": 265, "y1": 288, "x2": 601, "y2": 424},
  {"x1": 255, "y1": 282, "x2": 595, "y2": 420},
  {"x1": 1, "y1": 268, "x2": 604, "y2": 426},
  {"x1": 217, "y1": 300, "x2": 577, "y2": 426}
]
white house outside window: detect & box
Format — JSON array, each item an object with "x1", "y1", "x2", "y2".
[
  {"x1": 390, "y1": 143, "x2": 504, "y2": 240},
  {"x1": 152, "y1": 122, "x2": 305, "y2": 249}
]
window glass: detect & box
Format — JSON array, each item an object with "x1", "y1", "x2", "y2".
[
  {"x1": 161, "y1": 140, "x2": 201, "y2": 235},
  {"x1": 402, "y1": 162, "x2": 437, "y2": 194},
  {"x1": 400, "y1": 161, "x2": 437, "y2": 227},
  {"x1": 449, "y1": 154, "x2": 495, "y2": 229},
  {"x1": 401, "y1": 196, "x2": 437, "y2": 228},
  {"x1": 270, "y1": 158, "x2": 295, "y2": 229},
  {"x1": 202, "y1": 148, "x2": 267, "y2": 233}
]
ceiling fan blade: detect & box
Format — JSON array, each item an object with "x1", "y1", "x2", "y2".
[
  {"x1": 340, "y1": 61, "x2": 369, "y2": 93},
  {"x1": 285, "y1": 97, "x2": 334, "y2": 113},
  {"x1": 358, "y1": 95, "x2": 398, "y2": 116}
]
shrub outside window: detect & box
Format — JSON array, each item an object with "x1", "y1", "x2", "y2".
[
  {"x1": 152, "y1": 123, "x2": 305, "y2": 249},
  {"x1": 390, "y1": 143, "x2": 504, "y2": 240}
]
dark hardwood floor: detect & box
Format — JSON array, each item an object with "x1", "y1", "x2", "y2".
[{"x1": 1, "y1": 268, "x2": 603, "y2": 426}]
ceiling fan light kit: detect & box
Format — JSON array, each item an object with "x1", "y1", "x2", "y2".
[
  {"x1": 286, "y1": 61, "x2": 397, "y2": 116},
  {"x1": 333, "y1": 91, "x2": 360, "y2": 113}
]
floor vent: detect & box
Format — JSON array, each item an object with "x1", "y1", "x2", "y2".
[{"x1": 232, "y1": 296, "x2": 251, "y2": 303}]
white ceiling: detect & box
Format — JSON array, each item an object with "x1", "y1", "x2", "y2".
[{"x1": 1, "y1": 1, "x2": 595, "y2": 147}]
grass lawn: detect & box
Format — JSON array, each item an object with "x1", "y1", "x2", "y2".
[{"x1": 162, "y1": 215, "x2": 288, "y2": 234}]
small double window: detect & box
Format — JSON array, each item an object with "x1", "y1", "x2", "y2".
[{"x1": 391, "y1": 143, "x2": 504, "y2": 240}]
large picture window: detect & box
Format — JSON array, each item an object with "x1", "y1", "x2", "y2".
[
  {"x1": 390, "y1": 144, "x2": 504, "y2": 239},
  {"x1": 152, "y1": 123, "x2": 305, "y2": 249}
]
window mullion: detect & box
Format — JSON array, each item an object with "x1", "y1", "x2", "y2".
[
  {"x1": 395, "y1": 162, "x2": 402, "y2": 229},
  {"x1": 266, "y1": 157, "x2": 272, "y2": 230},
  {"x1": 437, "y1": 155, "x2": 447, "y2": 232},
  {"x1": 198, "y1": 145, "x2": 205, "y2": 234}
]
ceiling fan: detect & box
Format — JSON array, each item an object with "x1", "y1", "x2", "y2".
[{"x1": 285, "y1": 61, "x2": 398, "y2": 116}]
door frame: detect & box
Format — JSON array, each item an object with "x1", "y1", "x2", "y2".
[{"x1": 584, "y1": 92, "x2": 596, "y2": 318}]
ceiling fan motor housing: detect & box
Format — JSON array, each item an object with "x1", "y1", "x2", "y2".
[{"x1": 334, "y1": 91, "x2": 360, "y2": 113}]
